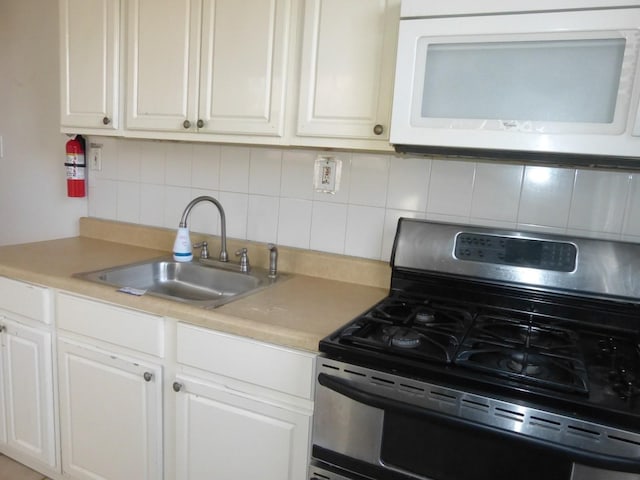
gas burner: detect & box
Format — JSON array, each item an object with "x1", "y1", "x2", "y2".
[
  {"x1": 501, "y1": 352, "x2": 546, "y2": 377},
  {"x1": 414, "y1": 311, "x2": 436, "y2": 324},
  {"x1": 382, "y1": 326, "x2": 422, "y2": 349}
]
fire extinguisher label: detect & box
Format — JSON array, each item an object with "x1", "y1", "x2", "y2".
[
  {"x1": 66, "y1": 153, "x2": 85, "y2": 166},
  {"x1": 66, "y1": 164, "x2": 86, "y2": 180}
]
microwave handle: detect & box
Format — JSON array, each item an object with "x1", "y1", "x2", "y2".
[{"x1": 318, "y1": 372, "x2": 640, "y2": 474}]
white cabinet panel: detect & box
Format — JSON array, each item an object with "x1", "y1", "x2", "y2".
[
  {"x1": 0, "y1": 277, "x2": 50, "y2": 325},
  {"x1": 177, "y1": 322, "x2": 314, "y2": 399},
  {"x1": 127, "y1": 0, "x2": 290, "y2": 136},
  {"x1": 1, "y1": 318, "x2": 56, "y2": 468},
  {"x1": 174, "y1": 375, "x2": 310, "y2": 480},
  {"x1": 198, "y1": 0, "x2": 290, "y2": 136},
  {"x1": 126, "y1": 0, "x2": 200, "y2": 131},
  {"x1": 56, "y1": 292, "x2": 164, "y2": 357},
  {"x1": 58, "y1": 339, "x2": 163, "y2": 480},
  {"x1": 60, "y1": 0, "x2": 119, "y2": 130},
  {"x1": 296, "y1": 0, "x2": 399, "y2": 142}
]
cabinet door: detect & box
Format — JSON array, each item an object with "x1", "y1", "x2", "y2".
[
  {"x1": 60, "y1": 0, "x2": 119, "y2": 130},
  {"x1": 58, "y1": 339, "x2": 163, "y2": 480},
  {"x1": 1, "y1": 318, "x2": 56, "y2": 467},
  {"x1": 126, "y1": 0, "x2": 201, "y2": 131},
  {"x1": 174, "y1": 375, "x2": 311, "y2": 480},
  {"x1": 296, "y1": 0, "x2": 399, "y2": 141},
  {"x1": 197, "y1": 0, "x2": 291, "y2": 136}
]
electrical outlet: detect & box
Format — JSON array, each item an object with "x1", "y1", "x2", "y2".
[
  {"x1": 314, "y1": 155, "x2": 342, "y2": 194},
  {"x1": 89, "y1": 143, "x2": 102, "y2": 171}
]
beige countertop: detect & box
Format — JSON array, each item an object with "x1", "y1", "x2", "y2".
[{"x1": 0, "y1": 221, "x2": 389, "y2": 352}]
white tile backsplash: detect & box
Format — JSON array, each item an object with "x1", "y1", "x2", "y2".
[
  {"x1": 427, "y1": 160, "x2": 475, "y2": 217},
  {"x1": 568, "y1": 170, "x2": 630, "y2": 233},
  {"x1": 344, "y1": 205, "x2": 386, "y2": 258},
  {"x1": 348, "y1": 154, "x2": 389, "y2": 207},
  {"x1": 471, "y1": 163, "x2": 523, "y2": 222},
  {"x1": 518, "y1": 166, "x2": 575, "y2": 228},
  {"x1": 277, "y1": 198, "x2": 313, "y2": 249},
  {"x1": 88, "y1": 138, "x2": 640, "y2": 261}
]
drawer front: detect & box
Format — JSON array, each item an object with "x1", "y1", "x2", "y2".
[
  {"x1": 57, "y1": 292, "x2": 164, "y2": 357},
  {"x1": 0, "y1": 276, "x2": 50, "y2": 324},
  {"x1": 177, "y1": 323, "x2": 315, "y2": 400}
]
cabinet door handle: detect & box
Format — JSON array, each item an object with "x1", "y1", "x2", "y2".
[
  {"x1": 196, "y1": 119, "x2": 204, "y2": 128},
  {"x1": 102, "y1": 116, "x2": 111, "y2": 125},
  {"x1": 373, "y1": 124, "x2": 384, "y2": 135},
  {"x1": 183, "y1": 120, "x2": 191, "y2": 129},
  {"x1": 143, "y1": 372, "x2": 153, "y2": 382},
  {"x1": 173, "y1": 382, "x2": 183, "y2": 392}
]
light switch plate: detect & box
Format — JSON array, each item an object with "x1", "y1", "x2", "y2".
[
  {"x1": 0, "y1": 136, "x2": 3, "y2": 158},
  {"x1": 89, "y1": 143, "x2": 102, "y2": 171}
]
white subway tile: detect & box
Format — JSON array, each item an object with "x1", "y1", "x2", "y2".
[
  {"x1": 386, "y1": 156, "x2": 430, "y2": 211},
  {"x1": 425, "y1": 212, "x2": 470, "y2": 225},
  {"x1": 281, "y1": 150, "x2": 315, "y2": 200},
  {"x1": 247, "y1": 195, "x2": 280, "y2": 243},
  {"x1": 622, "y1": 173, "x2": 640, "y2": 237},
  {"x1": 116, "y1": 182, "x2": 140, "y2": 224},
  {"x1": 191, "y1": 144, "x2": 221, "y2": 191},
  {"x1": 165, "y1": 142, "x2": 193, "y2": 187},
  {"x1": 277, "y1": 198, "x2": 312, "y2": 249},
  {"x1": 88, "y1": 178, "x2": 117, "y2": 220},
  {"x1": 515, "y1": 223, "x2": 566, "y2": 235},
  {"x1": 140, "y1": 184, "x2": 165, "y2": 228},
  {"x1": 518, "y1": 166, "x2": 575, "y2": 228},
  {"x1": 249, "y1": 148, "x2": 282, "y2": 196},
  {"x1": 117, "y1": 140, "x2": 141, "y2": 182},
  {"x1": 427, "y1": 160, "x2": 475, "y2": 217},
  {"x1": 310, "y1": 202, "x2": 348, "y2": 254},
  {"x1": 345, "y1": 205, "x2": 386, "y2": 259},
  {"x1": 220, "y1": 146, "x2": 251, "y2": 193},
  {"x1": 163, "y1": 186, "x2": 193, "y2": 229},
  {"x1": 140, "y1": 141, "x2": 166, "y2": 184},
  {"x1": 471, "y1": 163, "x2": 523, "y2": 222},
  {"x1": 348, "y1": 154, "x2": 389, "y2": 207},
  {"x1": 218, "y1": 191, "x2": 249, "y2": 240},
  {"x1": 568, "y1": 170, "x2": 630, "y2": 234}
]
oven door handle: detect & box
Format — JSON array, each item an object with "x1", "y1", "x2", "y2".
[{"x1": 318, "y1": 372, "x2": 640, "y2": 474}]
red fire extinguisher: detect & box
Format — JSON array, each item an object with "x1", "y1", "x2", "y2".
[{"x1": 65, "y1": 135, "x2": 86, "y2": 197}]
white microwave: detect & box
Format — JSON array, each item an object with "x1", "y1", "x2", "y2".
[{"x1": 390, "y1": 1, "x2": 640, "y2": 167}]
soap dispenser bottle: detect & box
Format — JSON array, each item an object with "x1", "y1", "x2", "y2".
[{"x1": 173, "y1": 227, "x2": 193, "y2": 262}]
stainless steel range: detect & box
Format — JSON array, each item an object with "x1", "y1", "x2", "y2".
[{"x1": 309, "y1": 219, "x2": 640, "y2": 480}]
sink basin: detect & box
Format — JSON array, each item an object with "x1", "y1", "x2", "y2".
[{"x1": 75, "y1": 258, "x2": 282, "y2": 308}]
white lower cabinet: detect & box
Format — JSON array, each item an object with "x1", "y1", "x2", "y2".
[
  {"x1": 0, "y1": 277, "x2": 57, "y2": 473},
  {"x1": 0, "y1": 317, "x2": 56, "y2": 468},
  {"x1": 57, "y1": 339, "x2": 163, "y2": 480},
  {"x1": 174, "y1": 322, "x2": 315, "y2": 480},
  {"x1": 174, "y1": 374, "x2": 310, "y2": 480}
]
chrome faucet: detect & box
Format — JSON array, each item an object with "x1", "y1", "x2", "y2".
[{"x1": 178, "y1": 196, "x2": 228, "y2": 262}]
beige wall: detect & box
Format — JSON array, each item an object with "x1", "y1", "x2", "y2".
[{"x1": 0, "y1": 0, "x2": 87, "y2": 246}]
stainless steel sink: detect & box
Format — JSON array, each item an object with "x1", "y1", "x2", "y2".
[{"x1": 75, "y1": 258, "x2": 284, "y2": 308}]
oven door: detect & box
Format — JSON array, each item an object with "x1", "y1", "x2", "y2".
[{"x1": 311, "y1": 360, "x2": 640, "y2": 480}]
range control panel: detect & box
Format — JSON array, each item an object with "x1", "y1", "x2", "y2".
[{"x1": 454, "y1": 233, "x2": 577, "y2": 272}]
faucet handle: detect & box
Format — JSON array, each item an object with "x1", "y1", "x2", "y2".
[
  {"x1": 193, "y1": 241, "x2": 209, "y2": 259},
  {"x1": 235, "y1": 248, "x2": 250, "y2": 273},
  {"x1": 267, "y1": 244, "x2": 278, "y2": 279}
]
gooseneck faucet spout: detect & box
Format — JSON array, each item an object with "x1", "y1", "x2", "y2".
[{"x1": 178, "y1": 196, "x2": 228, "y2": 262}]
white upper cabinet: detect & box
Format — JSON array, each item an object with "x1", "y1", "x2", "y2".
[
  {"x1": 126, "y1": 0, "x2": 200, "y2": 132},
  {"x1": 295, "y1": 0, "x2": 400, "y2": 147},
  {"x1": 59, "y1": 0, "x2": 120, "y2": 131},
  {"x1": 126, "y1": 0, "x2": 291, "y2": 137}
]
